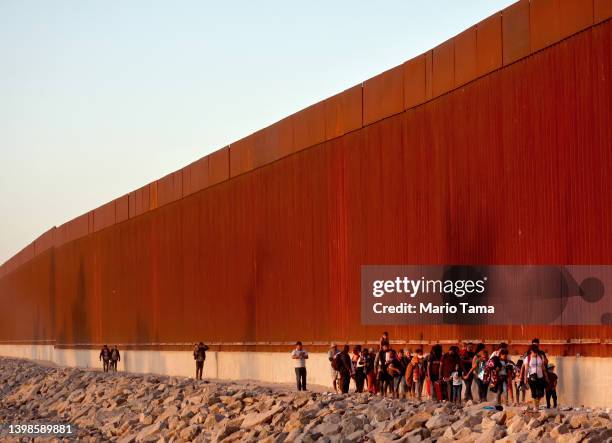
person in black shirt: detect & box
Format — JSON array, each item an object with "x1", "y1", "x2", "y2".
[
  {"x1": 387, "y1": 350, "x2": 406, "y2": 399},
  {"x1": 354, "y1": 348, "x2": 368, "y2": 393},
  {"x1": 110, "y1": 345, "x2": 121, "y2": 372},
  {"x1": 193, "y1": 342, "x2": 209, "y2": 380},
  {"x1": 335, "y1": 345, "x2": 353, "y2": 394},
  {"x1": 459, "y1": 342, "x2": 475, "y2": 401},
  {"x1": 375, "y1": 343, "x2": 390, "y2": 396},
  {"x1": 99, "y1": 345, "x2": 111, "y2": 372}
]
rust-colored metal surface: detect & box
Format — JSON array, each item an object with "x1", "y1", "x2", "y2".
[
  {"x1": 454, "y1": 26, "x2": 477, "y2": 87},
  {"x1": 403, "y1": 54, "x2": 427, "y2": 109},
  {"x1": 503, "y1": 0, "x2": 531, "y2": 65},
  {"x1": 363, "y1": 64, "x2": 404, "y2": 125},
  {"x1": 558, "y1": 0, "x2": 594, "y2": 38},
  {"x1": 115, "y1": 195, "x2": 129, "y2": 223},
  {"x1": 293, "y1": 101, "x2": 326, "y2": 153},
  {"x1": 93, "y1": 201, "x2": 116, "y2": 232},
  {"x1": 182, "y1": 156, "x2": 209, "y2": 197},
  {"x1": 432, "y1": 39, "x2": 455, "y2": 96},
  {"x1": 208, "y1": 147, "x2": 230, "y2": 186},
  {"x1": 324, "y1": 85, "x2": 362, "y2": 140},
  {"x1": 1, "y1": 15, "x2": 611, "y2": 356},
  {"x1": 529, "y1": 0, "x2": 594, "y2": 52},
  {"x1": 157, "y1": 170, "x2": 183, "y2": 207},
  {"x1": 149, "y1": 181, "x2": 158, "y2": 210},
  {"x1": 264, "y1": 116, "x2": 294, "y2": 158},
  {"x1": 595, "y1": 0, "x2": 612, "y2": 24},
  {"x1": 34, "y1": 228, "x2": 56, "y2": 256},
  {"x1": 476, "y1": 12, "x2": 503, "y2": 76},
  {"x1": 530, "y1": 0, "x2": 562, "y2": 52},
  {"x1": 0, "y1": 250, "x2": 54, "y2": 342},
  {"x1": 128, "y1": 184, "x2": 151, "y2": 219},
  {"x1": 229, "y1": 134, "x2": 254, "y2": 178}
]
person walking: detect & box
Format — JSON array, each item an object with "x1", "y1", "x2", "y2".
[
  {"x1": 459, "y1": 342, "x2": 475, "y2": 401},
  {"x1": 354, "y1": 348, "x2": 367, "y2": 393},
  {"x1": 427, "y1": 344, "x2": 443, "y2": 401},
  {"x1": 520, "y1": 344, "x2": 548, "y2": 410},
  {"x1": 110, "y1": 345, "x2": 121, "y2": 372},
  {"x1": 291, "y1": 341, "x2": 308, "y2": 391},
  {"x1": 451, "y1": 364, "x2": 463, "y2": 405},
  {"x1": 328, "y1": 344, "x2": 340, "y2": 393},
  {"x1": 465, "y1": 345, "x2": 489, "y2": 403},
  {"x1": 491, "y1": 349, "x2": 514, "y2": 406},
  {"x1": 99, "y1": 345, "x2": 111, "y2": 372},
  {"x1": 375, "y1": 343, "x2": 390, "y2": 396},
  {"x1": 545, "y1": 363, "x2": 558, "y2": 408},
  {"x1": 440, "y1": 346, "x2": 460, "y2": 401},
  {"x1": 365, "y1": 348, "x2": 377, "y2": 394},
  {"x1": 408, "y1": 348, "x2": 425, "y2": 400},
  {"x1": 387, "y1": 350, "x2": 405, "y2": 399},
  {"x1": 193, "y1": 342, "x2": 209, "y2": 380},
  {"x1": 514, "y1": 359, "x2": 527, "y2": 405},
  {"x1": 351, "y1": 345, "x2": 361, "y2": 392},
  {"x1": 336, "y1": 345, "x2": 353, "y2": 394}
]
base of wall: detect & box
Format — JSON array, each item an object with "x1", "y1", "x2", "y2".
[{"x1": 1, "y1": 345, "x2": 610, "y2": 408}]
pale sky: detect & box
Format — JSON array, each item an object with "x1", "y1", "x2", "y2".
[{"x1": 0, "y1": 0, "x2": 515, "y2": 263}]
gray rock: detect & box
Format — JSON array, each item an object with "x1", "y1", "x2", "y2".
[
  {"x1": 569, "y1": 413, "x2": 589, "y2": 429},
  {"x1": 474, "y1": 425, "x2": 506, "y2": 443},
  {"x1": 424, "y1": 414, "x2": 451, "y2": 430},
  {"x1": 399, "y1": 411, "x2": 432, "y2": 434},
  {"x1": 241, "y1": 405, "x2": 283, "y2": 429}
]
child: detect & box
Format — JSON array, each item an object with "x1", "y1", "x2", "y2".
[
  {"x1": 451, "y1": 363, "x2": 463, "y2": 405},
  {"x1": 546, "y1": 363, "x2": 558, "y2": 408},
  {"x1": 514, "y1": 359, "x2": 527, "y2": 405},
  {"x1": 493, "y1": 349, "x2": 514, "y2": 406}
]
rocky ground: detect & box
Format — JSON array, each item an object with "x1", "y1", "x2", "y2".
[{"x1": 0, "y1": 358, "x2": 610, "y2": 442}]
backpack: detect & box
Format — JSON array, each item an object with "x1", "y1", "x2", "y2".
[{"x1": 483, "y1": 357, "x2": 497, "y2": 385}]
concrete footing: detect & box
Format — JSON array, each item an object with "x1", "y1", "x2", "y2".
[{"x1": 0, "y1": 344, "x2": 610, "y2": 407}]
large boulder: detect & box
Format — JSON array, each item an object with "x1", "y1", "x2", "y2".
[
  {"x1": 241, "y1": 405, "x2": 283, "y2": 429},
  {"x1": 425, "y1": 414, "x2": 451, "y2": 430}
]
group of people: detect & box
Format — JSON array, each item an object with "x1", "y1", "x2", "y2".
[
  {"x1": 98, "y1": 344, "x2": 121, "y2": 372},
  {"x1": 102, "y1": 335, "x2": 559, "y2": 411},
  {"x1": 294, "y1": 333, "x2": 559, "y2": 410}
]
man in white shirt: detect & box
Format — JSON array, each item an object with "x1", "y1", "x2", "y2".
[{"x1": 291, "y1": 341, "x2": 309, "y2": 391}]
